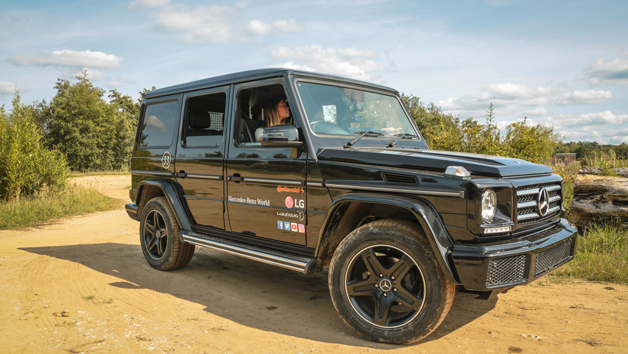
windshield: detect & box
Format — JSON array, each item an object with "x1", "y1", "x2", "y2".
[{"x1": 296, "y1": 81, "x2": 418, "y2": 138}]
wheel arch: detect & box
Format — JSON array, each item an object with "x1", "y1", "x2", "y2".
[
  {"x1": 314, "y1": 192, "x2": 460, "y2": 284},
  {"x1": 136, "y1": 179, "x2": 193, "y2": 234}
]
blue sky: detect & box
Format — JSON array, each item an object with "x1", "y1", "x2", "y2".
[{"x1": 1, "y1": 0, "x2": 627, "y2": 144}]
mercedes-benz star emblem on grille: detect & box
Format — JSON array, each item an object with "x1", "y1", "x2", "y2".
[
  {"x1": 537, "y1": 187, "x2": 550, "y2": 216},
  {"x1": 161, "y1": 151, "x2": 172, "y2": 169},
  {"x1": 379, "y1": 279, "x2": 392, "y2": 292}
]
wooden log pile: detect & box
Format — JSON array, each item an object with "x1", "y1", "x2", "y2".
[{"x1": 569, "y1": 169, "x2": 628, "y2": 230}]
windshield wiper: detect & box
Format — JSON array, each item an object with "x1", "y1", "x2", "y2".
[
  {"x1": 386, "y1": 133, "x2": 419, "y2": 148},
  {"x1": 344, "y1": 131, "x2": 384, "y2": 148}
]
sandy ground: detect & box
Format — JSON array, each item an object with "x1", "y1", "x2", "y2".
[{"x1": 1, "y1": 175, "x2": 627, "y2": 354}]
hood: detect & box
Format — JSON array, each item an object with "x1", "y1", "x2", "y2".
[{"x1": 317, "y1": 147, "x2": 552, "y2": 178}]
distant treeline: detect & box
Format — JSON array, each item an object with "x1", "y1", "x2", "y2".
[{"x1": 555, "y1": 141, "x2": 628, "y2": 160}]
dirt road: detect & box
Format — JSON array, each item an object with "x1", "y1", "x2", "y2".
[{"x1": 1, "y1": 176, "x2": 627, "y2": 353}]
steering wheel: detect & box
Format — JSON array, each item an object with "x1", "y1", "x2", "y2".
[{"x1": 311, "y1": 121, "x2": 351, "y2": 135}]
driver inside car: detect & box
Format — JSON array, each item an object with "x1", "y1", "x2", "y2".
[{"x1": 255, "y1": 97, "x2": 291, "y2": 142}]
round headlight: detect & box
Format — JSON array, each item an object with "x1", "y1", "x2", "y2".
[{"x1": 481, "y1": 189, "x2": 496, "y2": 223}]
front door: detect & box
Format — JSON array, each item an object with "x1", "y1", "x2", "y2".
[{"x1": 225, "y1": 81, "x2": 307, "y2": 245}]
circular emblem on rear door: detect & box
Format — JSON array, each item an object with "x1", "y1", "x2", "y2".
[
  {"x1": 537, "y1": 187, "x2": 550, "y2": 216},
  {"x1": 161, "y1": 151, "x2": 172, "y2": 169}
]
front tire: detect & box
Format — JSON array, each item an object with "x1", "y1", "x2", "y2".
[
  {"x1": 139, "y1": 197, "x2": 195, "y2": 270},
  {"x1": 328, "y1": 220, "x2": 455, "y2": 344}
]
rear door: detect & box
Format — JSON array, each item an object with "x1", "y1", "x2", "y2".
[{"x1": 174, "y1": 87, "x2": 230, "y2": 230}]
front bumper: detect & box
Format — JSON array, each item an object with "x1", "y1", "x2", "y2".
[{"x1": 451, "y1": 219, "x2": 577, "y2": 291}]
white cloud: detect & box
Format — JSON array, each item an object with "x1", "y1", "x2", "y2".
[
  {"x1": 270, "y1": 19, "x2": 304, "y2": 33},
  {"x1": 70, "y1": 68, "x2": 104, "y2": 80},
  {"x1": 545, "y1": 111, "x2": 628, "y2": 130},
  {"x1": 128, "y1": 0, "x2": 171, "y2": 10},
  {"x1": 586, "y1": 58, "x2": 628, "y2": 86},
  {"x1": 553, "y1": 90, "x2": 613, "y2": 105},
  {"x1": 0, "y1": 81, "x2": 16, "y2": 95},
  {"x1": 131, "y1": 1, "x2": 303, "y2": 44},
  {"x1": 270, "y1": 45, "x2": 386, "y2": 81},
  {"x1": 520, "y1": 107, "x2": 551, "y2": 116},
  {"x1": 248, "y1": 20, "x2": 271, "y2": 35},
  {"x1": 556, "y1": 126, "x2": 628, "y2": 144},
  {"x1": 8, "y1": 50, "x2": 122, "y2": 68},
  {"x1": 437, "y1": 83, "x2": 613, "y2": 118}
]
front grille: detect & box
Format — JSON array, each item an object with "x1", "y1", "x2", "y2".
[
  {"x1": 486, "y1": 255, "x2": 527, "y2": 287},
  {"x1": 516, "y1": 182, "x2": 562, "y2": 225},
  {"x1": 534, "y1": 239, "x2": 573, "y2": 276}
]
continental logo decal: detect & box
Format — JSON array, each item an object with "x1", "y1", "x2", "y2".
[{"x1": 277, "y1": 186, "x2": 305, "y2": 194}]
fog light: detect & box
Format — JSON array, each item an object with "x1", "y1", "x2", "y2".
[{"x1": 484, "y1": 225, "x2": 512, "y2": 234}]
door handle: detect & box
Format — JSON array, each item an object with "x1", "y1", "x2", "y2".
[{"x1": 229, "y1": 174, "x2": 244, "y2": 183}]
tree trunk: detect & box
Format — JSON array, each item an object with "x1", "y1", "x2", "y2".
[{"x1": 569, "y1": 174, "x2": 628, "y2": 230}]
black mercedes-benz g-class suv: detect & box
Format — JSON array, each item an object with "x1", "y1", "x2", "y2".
[{"x1": 125, "y1": 68, "x2": 577, "y2": 344}]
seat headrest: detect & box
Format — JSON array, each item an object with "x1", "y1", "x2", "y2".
[
  {"x1": 188, "y1": 111, "x2": 210, "y2": 129},
  {"x1": 249, "y1": 88, "x2": 273, "y2": 108}
]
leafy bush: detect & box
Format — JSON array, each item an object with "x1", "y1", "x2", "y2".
[
  {"x1": 0, "y1": 93, "x2": 68, "y2": 201},
  {"x1": 402, "y1": 95, "x2": 561, "y2": 163}
]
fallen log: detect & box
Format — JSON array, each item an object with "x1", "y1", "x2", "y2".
[{"x1": 569, "y1": 173, "x2": 628, "y2": 230}]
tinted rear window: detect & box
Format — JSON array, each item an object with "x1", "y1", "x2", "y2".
[{"x1": 139, "y1": 100, "x2": 179, "y2": 147}]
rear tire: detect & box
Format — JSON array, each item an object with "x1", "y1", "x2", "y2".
[
  {"x1": 328, "y1": 219, "x2": 455, "y2": 344},
  {"x1": 139, "y1": 197, "x2": 195, "y2": 270}
]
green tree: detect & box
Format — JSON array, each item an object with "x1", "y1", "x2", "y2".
[
  {"x1": 0, "y1": 92, "x2": 68, "y2": 201},
  {"x1": 47, "y1": 71, "x2": 135, "y2": 171}
]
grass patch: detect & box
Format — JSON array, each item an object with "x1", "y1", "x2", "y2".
[
  {"x1": 551, "y1": 224, "x2": 628, "y2": 284},
  {"x1": 583, "y1": 148, "x2": 628, "y2": 174},
  {"x1": 0, "y1": 186, "x2": 119, "y2": 230},
  {"x1": 70, "y1": 170, "x2": 130, "y2": 177},
  {"x1": 548, "y1": 162, "x2": 627, "y2": 284}
]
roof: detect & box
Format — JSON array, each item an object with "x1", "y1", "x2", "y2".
[{"x1": 143, "y1": 68, "x2": 396, "y2": 99}]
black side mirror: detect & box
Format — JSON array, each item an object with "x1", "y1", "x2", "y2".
[{"x1": 261, "y1": 125, "x2": 304, "y2": 148}]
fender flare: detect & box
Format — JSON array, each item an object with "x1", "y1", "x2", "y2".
[
  {"x1": 135, "y1": 179, "x2": 193, "y2": 233},
  {"x1": 315, "y1": 192, "x2": 460, "y2": 284}
]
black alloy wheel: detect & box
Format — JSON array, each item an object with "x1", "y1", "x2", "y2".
[
  {"x1": 143, "y1": 209, "x2": 168, "y2": 260},
  {"x1": 139, "y1": 197, "x2": 195, "y2": 270},
  {"x1": 345, "y1": 245, "x2": 425, "y2": 328},
  {"x1": 329, "y1": 219, "x2": 455, "y2": 344}
]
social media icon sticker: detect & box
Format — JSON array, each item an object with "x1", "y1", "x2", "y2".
[
  {"x1": 298, "y1": 224, "x2": 305, "y2": 233},
  {"x1": 284, "y1": 221, "x2": 291, "y2": 230},
  {"x1": 277, "y1": 221, "x2": 283, "y2": 230},
  {"x1": 291, "y1": 223, "x2": 298, "y2": 232}
]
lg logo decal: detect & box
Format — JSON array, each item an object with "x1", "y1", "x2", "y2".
[{"x1": 285, "y1": 196, "x2": 304, "y2": 209}]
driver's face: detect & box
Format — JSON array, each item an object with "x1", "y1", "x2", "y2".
[{"x1": 278, "y1": 99, "x2": 290, "y2": 119}]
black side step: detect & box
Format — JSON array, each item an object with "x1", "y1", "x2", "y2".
[{"x1": 180, "y1": 231, "x2": 315, "y2": 274}]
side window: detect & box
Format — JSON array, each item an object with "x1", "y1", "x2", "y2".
[
  {"x1": 235, "y1": 83, "x2": 290, "y2": 146},
  {"x1": 139, "y1": 100, "x2": 179, "y2": 147},
  {"x1": 182, "y1": 92, "x2": 226, "y2": 147}
]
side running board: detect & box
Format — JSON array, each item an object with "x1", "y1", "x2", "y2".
[{"x1": 180, "y1": 231, "x2": 315, "y2": 274}]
